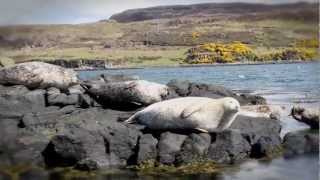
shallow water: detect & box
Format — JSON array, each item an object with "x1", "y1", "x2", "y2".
[{"x1": 79, "y1": 62, "x2": 320, "y2": 180}]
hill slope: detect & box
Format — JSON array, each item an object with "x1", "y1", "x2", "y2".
[
  {"x1": 0, "y1": 2, "x2": 318, "y2": 66},
  {"x1": 110, "y1": 2, "x2": 318, "y2": 22}
]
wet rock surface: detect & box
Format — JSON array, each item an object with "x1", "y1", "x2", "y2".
[
  {"x1": 167, "y1": 79, "x2": 267, "y2": 105},
  {"x1": 283, "y1": 130, "x2": 319, "y2": 158}
]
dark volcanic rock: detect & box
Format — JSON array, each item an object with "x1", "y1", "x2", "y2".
[
  {"x1": 208, "y1": 129, "x2": 251, "y2": 164},
  {"x1": 158, "y1": 132, "x2": 188, "y2": 165},
  {"x1": 136, "y1": 134, "x2": 158, "y2": 164},
  {"x1": 19, "y1": 168, "x2": 49, "y2": 180},
  {"x1": 0, "y1": 85, "x2": 46, "y2": 118},
  {"x1": 47, "y1": 87, "x2": 80, "y2": 107},
  {"x1": 41, "y1": 108, "x2": 141, "y2": 168},
  {"x1": 231, "y1": 115, "x2": 282, "y2": 158},
  {"x1": 176, "y1": 133, "x2": 211, "y2": 164},
  {"x1": 291, "y1": 106, "x2": 319, "y2": 129},
  {"x1": 75, "y1": 159, "x2": 100, "y2": 171},
  {"x1": 167, "y1": 79, "x2": 266, "y2": 105},
  {"x1": 42, "y1": 127, "x2": 118, "y2": 168},
  {"x1": 283, "y1": 130, "x2": 319, "y2": 158}
]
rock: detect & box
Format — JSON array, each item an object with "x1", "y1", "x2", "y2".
[
  {"x1": 82, "y1": 80, "x2": 170, "y2": 110},
  {"x1": 208, "y1": 129, "x2": 251, "y2": 164},
  {"x1": 19, "y1": 168, "x2": 49, "y2": 180},
  {"x1": 0, "y1": 62, "x2": 78, "y2": 89},
  {"x1": 101, "y1": 74, "x2": 140, "y2": 83},
  {"x1": 0, "y1": 85, "x2": 46, "y2": 118},
  {"x1": 68, "y1": 85, "x2": 86, "y2": 94},
  {"x1": 42, "y1": 126, "x2": 119, "y2": 168},
  {"x1": 158, "y1": 132, "x2": 187, "y2": 164},
  {"x1": 167, "y1": 79, "x2": 266, "y2": 105},
  {"x1": 231, "y1": 115, "x2": 282, "y2": 158},
  {"x1": 283, "y1": 130, "x2": 319, "y2": 158},
  {"x1": 41, "y1": 108, "x2": 141, "y2": 168},
  {"x1": 75, "y1": 159, "x2": 99, "y2": 171},
  {"x1": 136, "y1": 134, "x2": 158, "y2": 164},
  {"x1": 167, "y1": 79, "x2": 190, "y2": 96},
  {"x1": 47, "y1": 88, "x2": 80, "y2": 107},
  {"x1": 237, "y1": 94, "x2": 267, "y2": 105},
  {"x1": 176, "y1": 133, "x2": 211, "y2": 164},
  {"x1": 99, "y1": 121, "x2": 141, "y2": 164},
  {"x1": 291, "y1": 106, "x2": 319, "y2": 129},
  {"x1": 0, "y1": 172, "x2": 11, "y2": 180},
  {"x1": 0, "y1": 117, "x2": 50, "y2": 166},
  {"x1": 20, "y1": 106, "x2": 78, "y2": 132}
]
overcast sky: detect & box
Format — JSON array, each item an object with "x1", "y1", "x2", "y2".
[{"x1": 0, "y1": 0, "x2": 316, "y2": 25}]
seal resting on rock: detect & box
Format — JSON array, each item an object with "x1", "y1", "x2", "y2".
[
  {"x1": 82, "y1": 80, "x2": 170, "y2": 109},
  {"x1": 0, "y1": 62, "x2": 78, "y2": 89},
  {"x1": 291, "y1": 106, "x2": 319, "y2": 129},
  {"x1": 125, "y1": 97, "x2": 241, "y2": 132}
]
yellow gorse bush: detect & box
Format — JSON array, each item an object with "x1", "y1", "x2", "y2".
[
  {"x1": 186, "y1": 42, "x2": 255, "y2": 63},
  {"x1": 185, "y1": 40, "x2": 318, "y2": 64}
]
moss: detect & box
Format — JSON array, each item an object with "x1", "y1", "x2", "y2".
[
  {"x1": 0, "y1": 56, "x2": 15, "y2": 67},
  {"x1": 0, "y1": 164, "x2": 38, "y2": 180},
  {"x1": 132, "y1": 160, "x2": 224, "y2": 175},
  {"x1": 51, "y1": 167, "x2": 98, "y2": 180}
]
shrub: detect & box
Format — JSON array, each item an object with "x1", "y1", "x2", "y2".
[
  {"x1": 185, "y1": 42, "x2": 255, "y2": 63},
  {"x1": 0, "y1": 56, "x2": 15, "y2": 67}
]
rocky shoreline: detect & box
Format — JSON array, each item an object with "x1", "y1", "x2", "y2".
[
  {"x1": 0, "y1": 62, "x2": 318, "y2": 178},
  {"x1": 16, "y1": 59, "x2": 316, "y2": 71}
]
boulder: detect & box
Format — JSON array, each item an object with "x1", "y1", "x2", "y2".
[
  {"x1": 231, "y1": 115, "x2": 282, "y2": 158},
  {"x1": 158, "y1": 132, "x2": 188, "y2": 164},
  {"x1": 0, "y1": 118, "x2": 50, "y2": 166},
  {"x1": 283, "y1": 130, "x2": 319, "y2": 158},
  {"x1": 176, "y1": 133, "x2": 211, "y2": 164},
  {"x1": 47, "y1": 87, "x2": 80, "y2": 107},
  {"x1": 291, "y1": 106, "x2": 319, "y2": 129},
  {"x1": 208, "y1": 129, "x2": 251, "y2": 164},
  {"x1": 0, "y1": 62, "x2": 78, "y2": 90},
  {"x1": 167, "y1": 79, "x2": 266, "y2": 105},
  {"x1": 41, "y1": 108, "x2": 141, "y2": 168},
  {"x1": 19, "y1": 168, "x2": 49, "y2": 180},
  {"x1": 0, "y1": 85, "x2": 46, "y2": 119},
  {"x1": 136, "y1": 134, "x2": 158, "y2": 164}
]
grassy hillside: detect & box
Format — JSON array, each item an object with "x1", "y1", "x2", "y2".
[{"x1": 0, "y1": 2, "x2": 318, "y2": 67}]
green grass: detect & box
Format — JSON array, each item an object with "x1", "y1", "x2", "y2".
[{"x1": 0, "y1": 16, "x2": 318, "y2": 67}]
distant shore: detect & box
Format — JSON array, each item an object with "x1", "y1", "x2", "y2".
[{"x1": 75, "y1": 60, "x2": 318, "y2": 71}]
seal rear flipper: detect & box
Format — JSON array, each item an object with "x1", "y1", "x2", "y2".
[
  {"x1": 195, "y1": 128, "x2": 209, "y2": 133},
  {"x1": 124, "y1": 114, "x2": 138, "y2": 124}
]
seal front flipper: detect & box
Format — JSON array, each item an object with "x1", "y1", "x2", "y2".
[
  {"x1": 180, "y1": 105, "x2": 203, "y2": 119},
  {"x1": 124, "y1": 113, "x2": 138, "y2": 124}
]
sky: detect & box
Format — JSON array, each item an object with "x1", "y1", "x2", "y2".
[{"x1": 0, "y1": 0, "x2": 316, "y2": 25}]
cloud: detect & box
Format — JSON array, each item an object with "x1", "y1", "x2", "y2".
[{"x1": 0, "y1": 0, "x2": 316, "y2": 25}]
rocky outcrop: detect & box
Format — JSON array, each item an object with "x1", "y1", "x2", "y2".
[
  {"x1": 291, "y1": 106, "x2": 319, "y2": 129},
  {"x1": 0, "y1": 85, "x2": 47, "y2": 119},
  {"x1": 0, "y1": 62, "x2": 78, "y2": 90},
  {"x1": 283, "y1": 130, "x2": 319, "y2": 158},
  {"x1": 0, "y1": 75, "x2": 285, "y2": 172},
  {"x1": 167, "y1": 79, "x2": 266, "y2": 105}
]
